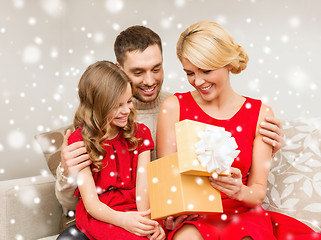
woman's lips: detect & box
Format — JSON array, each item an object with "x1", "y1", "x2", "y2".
[{"x1": 199, "y1": 84, "x2": 213, "y2": 93}]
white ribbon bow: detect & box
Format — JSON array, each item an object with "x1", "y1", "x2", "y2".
[{"x1": 195, "y1": 125, "x2": 240, "y2": 174}]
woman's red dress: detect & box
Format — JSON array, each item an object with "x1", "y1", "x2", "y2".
[{"x1": 168, "y1": 92, "x2": 321, "y2": 240}]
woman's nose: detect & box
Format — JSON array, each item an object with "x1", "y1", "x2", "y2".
[{"x1": 194, "y1": 75, "x2": 205, "y2": 86}]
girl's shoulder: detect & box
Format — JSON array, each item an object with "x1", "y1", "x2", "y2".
[
  {"x1": 134, "y1": 122, "x2": 151, "y2": 138},
  {"x1": 68, "y1": 127, "x2": 83, "y2": 145},
  {"x1": 133, "y1": 122, "x2": 154, "y2": 149}
]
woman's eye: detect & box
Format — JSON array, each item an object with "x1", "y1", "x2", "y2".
[
  {"x1": 186, "y1": 72, "x2": 194, "y2": 76},
  {"x1": 203, "y1": 70, "x2": 211, "y2": 74}
]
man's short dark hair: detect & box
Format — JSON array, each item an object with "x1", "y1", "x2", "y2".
[{"x1": 114, "y1": 25, "x2": 162, "y2": 66}]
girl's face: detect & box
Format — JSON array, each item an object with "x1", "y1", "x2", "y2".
[
  {"x1": 108, "y1": 83, "x2": 133, "y2": 130},
  {"x1": 181, "y1": 58, "x2": 230, "y2": 101}
]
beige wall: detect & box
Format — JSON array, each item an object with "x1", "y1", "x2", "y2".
[{"x1": 1, "y1": 0, "x2": 320, "y2": 180}]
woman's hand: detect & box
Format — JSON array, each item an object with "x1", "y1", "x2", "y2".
[
  {"x1": 120, "y1": 209, "x2": 159, "y2": 237},
  {"x1": 209, "y1": 167, "x2": 244, "y2": 200}
]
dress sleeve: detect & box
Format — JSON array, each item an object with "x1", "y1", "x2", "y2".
[
  {"x1": 136, "y1": 123, "x2": 154, "y2": 154},
  {"x1": 68, "y1": 127, "x2": 83, "y2": 145}
]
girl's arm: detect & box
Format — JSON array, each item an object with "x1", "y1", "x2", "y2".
[
  {"x1": 78, "y1": 166, "x2": 158, "y2": 236},
  {"x1": 136, "y1": 150, "x2": 166, "y2": 240},
  {"x1": 156, "y1": 95, "x2": 180, "y2": 158},
  {"x1": 136, "y1": 150, "x2": 151, "y2": 211},
  {"x1": 77, "y1": 166, "x2": 123, "y2": 225},
  {"x1": 209, "y1": 104, "x2": 273, "y2": 207}
]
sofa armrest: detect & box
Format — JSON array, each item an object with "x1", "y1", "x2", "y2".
[{"x1": 0, "y1": 175, "x2": 62, "y2": 240}]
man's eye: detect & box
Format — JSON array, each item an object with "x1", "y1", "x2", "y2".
[
  {"x1": 134, "y1": 72, "x2": 142, "y2": 76},
  {"x1": 153, "y1": 68, "x2": 160, "y2": 73}
]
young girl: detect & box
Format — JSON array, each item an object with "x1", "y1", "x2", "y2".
[
  {"x1": 157, "y1": 21, "x2": 321, "y2": 240},
  {"x1": 69, "y1": 61, "x2": 165, "y2": 240}
]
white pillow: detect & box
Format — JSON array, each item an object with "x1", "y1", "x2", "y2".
[{"x1": 262, "y1": 118, "x2": 321, "y2": 233}]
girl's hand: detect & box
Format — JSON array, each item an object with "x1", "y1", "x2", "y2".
[
  {"x1": 209, "y1": 167, "x2": 244, "y2": 200},
  {"x1": 121, "y1": 209, "x2": 158, "y2": 237},
  {"x1": 148, "y1": 223, "x2": 166, "y2": 240}
]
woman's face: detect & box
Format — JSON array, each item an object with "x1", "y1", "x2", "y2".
[
  {"x1": 108, "y1": 83, "x2": 133, "y2": 130},
  {"x1": 181, "y1": 58, "x2": 230, "y2": 101}
]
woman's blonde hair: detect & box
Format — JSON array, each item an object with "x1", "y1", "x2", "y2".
[
  {"x1": 177, "y1": 21, "x2": 249, "y2": 74},
  {"x1": 74, "y1": 60, "x2": 139, "y2": 172}
]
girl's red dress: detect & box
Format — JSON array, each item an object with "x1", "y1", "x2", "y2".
[
  {"x1": 69, "y1": 123, "x2": 154, "y2": 240},
  {"x1": 168, "y1": 92, "x2": 321, "y2": 240}
]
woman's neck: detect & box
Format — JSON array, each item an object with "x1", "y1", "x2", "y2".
[{"x1": 193, "y1": 89, "x2": 244, "y2": 120}]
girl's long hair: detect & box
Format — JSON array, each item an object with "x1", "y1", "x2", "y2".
[{"x1": 74, "y1": 60, "x2": 139, "y2": 172}]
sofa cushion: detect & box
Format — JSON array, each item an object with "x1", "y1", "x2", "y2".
[
  {"x1": 262, "y1": 118, "x2": 321, "y2": 233},
  {"x1": 35, "y1": 125, "x2": 74, "y2": 177},
  {"x1": 0, "y1": 175, "x2": 62, "y2": 239}
]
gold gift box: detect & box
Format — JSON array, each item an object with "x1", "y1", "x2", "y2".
[
  {"x1": 175, "y1": 119, "x2": 229, "y2": 176},
  {"x1": 147, "y1": 153, "x2": 223, "y2": 220}
]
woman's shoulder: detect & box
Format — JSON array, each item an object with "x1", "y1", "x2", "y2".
[
  {"x1": 161, "y1": 92, "x2": 187, "y2": 108},
  {"x1": 244, "y1": 96, "x2": 262, "y2": 105},
  {"x1": 259, "y1": 103, "x2": 274, "y2": 118}
]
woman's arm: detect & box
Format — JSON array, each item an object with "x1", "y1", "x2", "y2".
[
  {"x1": 244, "y1": 104, "x2": 274, "y2": 205},
  {"x1": 259, "y1": 116, "x2": 284, "y2": 154},
  {"x1": 209, "y1": 104, "x2": 273, "y2": 207},
  {"x1": 156, "y1": 95, "x2": 200, "y2": 231},
  {"x1": 156, "y1": 95, "x2": 180, "y2": 158},
  {"x1": 78, "y1": 166, "x2": 158, "y2": 236}
]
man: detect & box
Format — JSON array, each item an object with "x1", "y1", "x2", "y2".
[{"x1": 56, "y1": 25, "x2": 284, "y2": 238}]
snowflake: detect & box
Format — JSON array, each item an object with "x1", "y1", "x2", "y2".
[
  {"x1": 105, "y1": 0, "x2": 124, "y2": 14},
  {"x1": 22, "y1": 45, "x2": 41, "y2": 64}
]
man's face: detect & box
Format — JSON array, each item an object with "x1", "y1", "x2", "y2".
[{"x1": 120, "y1": 44, "x2": 164, "y2": 103}]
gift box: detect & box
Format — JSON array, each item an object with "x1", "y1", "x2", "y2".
[
  {"x1": 175, "y1": 119, "x2": 239, "y2": 176},
  {"x1": 147, "y1": 152, "x2": 222, "y2": 220}
]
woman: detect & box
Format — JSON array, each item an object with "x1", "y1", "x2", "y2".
[{"x1": 156, "y1": 21, "x2": 321, "y2": 240}]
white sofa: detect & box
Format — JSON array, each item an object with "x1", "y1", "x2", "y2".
[
  {"x1": 1, "y1": 118, "x2": 320, "y2": 239},
  {"x1": 0, "y1": 175, "x2": 60, "y2": 240}
]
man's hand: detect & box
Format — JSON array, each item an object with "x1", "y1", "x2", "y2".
[
  {"x1": 60, "y1": 129, "x2": 91, "y2": 178},
  {"x1": 259, "y1": 116, "x2": 284, "y2": 154},
  {"x1": 163, "y1": 214, "x2": 200, "y2": 231}
]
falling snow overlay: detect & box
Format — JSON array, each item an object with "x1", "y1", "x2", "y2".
[{"x1": 1, "y1": 1, "x2": 321, "y2": 238}]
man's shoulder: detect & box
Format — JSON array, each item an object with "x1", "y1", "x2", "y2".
[{"x1": 159, "y1": 91, "x2": 172, "y2": 101}]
